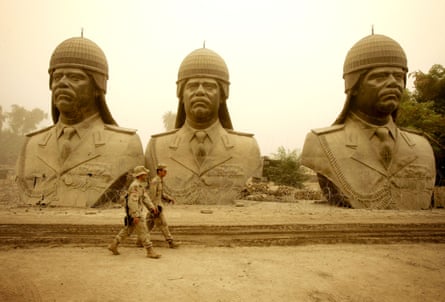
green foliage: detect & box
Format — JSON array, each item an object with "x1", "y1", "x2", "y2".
[
  {"x1": 397, "y1": 90, "x2": 445, "y2": 137},
  {"x1": 398, "y1": 64, "x2": 445, "y2": 185},
  {"x1": 411, "y1": 64, "x2": 445, "y2": 114},
  {"x1": 263, "y1": 146, "x2": 307, "y2": 188},
  {"x1": 6, "y1": 105, "x2": 47, "y2": 136},
  {"x1": 162, "y1": 111, "x2": 176, "y2": 131},
  {"x1": 0, "y1": 106, "x2": 6, "y2": 132},
  {"x1": 0, "y1": 105, "x2": 48, "y2": 165},
  {"x1": 0, "y1": 131, "x2": 25, "y2": 165}
]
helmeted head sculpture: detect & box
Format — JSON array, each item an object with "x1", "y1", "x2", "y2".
[
  {"x1": 145, "y1": 47, "x2": 262, "y2": 205},
  {"x1": 15, "y1": 36, "x2": 145, "y2": 208},
  {"x1": 48, "y1": 37, "x2": 116, "y2": 125},
  {"x1": 301, "y1": 33, "x2": 436, "y2": 210},
  {"x1": 335, "y1": 34, "x2": 408, "y2": 124},
  {"x1": 175, "y1": 48, "x2": 233, "y2": 129}
]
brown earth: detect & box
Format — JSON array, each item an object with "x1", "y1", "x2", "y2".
[{"x1": 0, "y1": 198, "x2": 445, "y2": 301}]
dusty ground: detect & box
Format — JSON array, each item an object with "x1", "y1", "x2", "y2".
[{"x1": 0, "y1": 199, "x2": 445, "y2": 301}]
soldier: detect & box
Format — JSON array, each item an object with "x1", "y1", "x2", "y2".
[
  {"x1": 16, "y1": 36, "x2": 144, "y2": 207},
  {"x1": 108, "y1": 166, "x2": 161, "y2": 259},
  {"x1": 145, "y1": 48, "x2": 263, "y2": 204},
  {"x1": 146, "y1": 163, "x2": 179, "y2": 248},
  {"x1": 301, "y1": 34, "x2": 435, "y2": 210}
]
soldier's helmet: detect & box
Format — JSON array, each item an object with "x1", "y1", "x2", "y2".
[
  {"x1": 157, "y1": 163, "x2": 167, "y2": 170},
  {"x1": 48, "y1": 37, "x2": 109, "y2": 93},
  {"x1": 132, "y1": 166, "x2": 149, "y2": 177}
]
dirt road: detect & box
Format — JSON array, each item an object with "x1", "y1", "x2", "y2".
[{"x1": 0, "y1": 200, "x2": 444, "y2": 301}]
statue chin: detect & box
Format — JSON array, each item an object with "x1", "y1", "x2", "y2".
[
  {"x1": 376, "y1": 101, "x2": 398, "y2": 116},
  {"x1": 190, "y1": 110, "x2": 216, "y2": 124}
]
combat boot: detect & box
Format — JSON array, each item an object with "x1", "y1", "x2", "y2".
[
  {"x1": 135, "y1": 239, "x2": 143, "y2": 247},
  {"x1": 146, "y1": 247, "x2": 161, "y2": 259},
  {"x1": 167, "y1": 239, "x2": 180, "y2": 249},
  {"x1": 108, "y1": 239, "x2": 120, "y2": 255}
]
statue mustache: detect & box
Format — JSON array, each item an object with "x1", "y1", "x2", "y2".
[
  {"x1": 379, "y1": 88, "x2": 402, "y2": 98},
  {"x1": 54, "y1": 89, "x2": 75, "y2": 99},
  {"x1": 191, "y1": 97, "x2": 211, "y2": 106}
]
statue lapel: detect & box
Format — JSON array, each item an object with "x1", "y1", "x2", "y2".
[
  {"x1": 60, "y1": 129, "x2": 101, "y2": 173},
  {"x1": 389, "y1": 130, "x2": 418, "y2": 175},
  {"x1": 36, "y1": 127, "x2": 61, "y2": 173}
]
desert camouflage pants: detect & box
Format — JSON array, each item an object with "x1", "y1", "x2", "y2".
[
  {"x1": 146, "y1": 212, "x2": 173, "y2": 241},
  {"x1": 115, "y1": 219, "x2": 153, "y2": 248}
]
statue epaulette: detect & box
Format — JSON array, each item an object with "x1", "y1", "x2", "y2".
[
  {"x1": 104, "y1": 124, "x2": 137, "y2": 134},
  {"x1": 25, "y1": 125, "x2": 54, "y2": 137},
  {"x1": 400, "y1": 127, "x2": 423, "y2": 135},
  {"x1": 311, "y1": 124, "x2": 344, "y2": 135},
  {"x1": 151, "y1": 129, "x2": 179, "y2": 138},
  {"x1": 226, "y1": 129, "x2": 254, "y2": 137}
]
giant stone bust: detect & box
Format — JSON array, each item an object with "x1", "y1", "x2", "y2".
[
  {"x1": 16, "y1": 37, "x2": 144, "y2": 207},
  {"x1": 301, "y1": 34, "x2": 436, "y2": 210},
  {"x1": 145, "y1": 48, "x2": 262, "y2": 204}
]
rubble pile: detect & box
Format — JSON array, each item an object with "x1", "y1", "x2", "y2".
[
  {"x1": 0, "y1": 179, "x2": 20, "y2": 205},
  {"x1": 241, "y1": 182, "x2": 323, "y2": 202}
]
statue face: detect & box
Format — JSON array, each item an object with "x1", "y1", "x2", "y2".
[
  {"x1": 183, "y1": 78, "x2": 221, "y2": 127},
  {"x1": 353, "y1": 67, "x2": 405, "y2": 121},
  {"x1": 52, "y1": 68, "x2": 97, "y2": 123}
]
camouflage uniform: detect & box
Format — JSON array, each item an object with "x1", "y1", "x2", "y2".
[
  {"x1": 147, "y1": 174, "x2": 175, "y2": 242},
  {"x1": 108, "y1": 166, "x2": 161, "y2": 258}
]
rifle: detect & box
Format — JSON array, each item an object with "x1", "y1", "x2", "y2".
[
  {"x1": 123, "y1": 192, "x2": 133, "y2": 226},
  {"x1": 150, "y1": 205, "x2": 163, "y2": 218}
]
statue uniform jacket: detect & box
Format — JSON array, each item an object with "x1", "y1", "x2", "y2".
[
  {"x1": 16, "y1": 116, "x2": 144, "y2": 207},
  {"x1": 145, "y1": 121, "x2": 262, "y2": 204},
  {"x1": 301, "y1": 116, "x2": 436, "y2": 209}
]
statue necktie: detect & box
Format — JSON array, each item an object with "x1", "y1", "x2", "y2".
[
  {"x1": 194, "y1": 131, "x2": 207, "y2": 165},
  {"x1": 60, "y1": 127, "x2": 76, "y2": 162},
  {"x1": 375, "y1": 127, "x2": 393, "y2": 168}
]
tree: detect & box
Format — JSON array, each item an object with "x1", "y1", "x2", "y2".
[
  {"x1": 411, "y1": 64, "x2": 445, "y2": 114},
  {"x1": 397, "y1": 65, "x2": 445, "y2": 185},
  {"x1": 162, "y1": 111, "x2": 176, "y2": 131},
  {"x1": 263, "y1": 146, "x2": 307, "y2": 188},
  {"x1": 6, "y1": 105, "x2": 47, "y2": 136},
  {"x1": 397, "y1": 90, "x2": 445, "y2": 137},
  {"x1": 0, "y1": 105, "x2": 48, "y2": 165},
  {"x1": 0, "y1": 106, "x2": 5, "y2": 132}
]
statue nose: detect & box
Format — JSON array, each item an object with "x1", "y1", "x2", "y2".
[{"x1": 195, "y1": 84, "x2": 205, "y2": 94}]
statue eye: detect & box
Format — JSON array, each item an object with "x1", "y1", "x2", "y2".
[
  {"x1": 203, "y1": 83, "x2": 217, "y2": 90},
  {"x1": 68, "y1": 74, "x2": 83, "y2": 81},
  {"x1": 53, "y1": 74, "x2": 62, "y2": 81},
  {"x1": 186, "y1": 83, "x2": 198, "y2": 90}
]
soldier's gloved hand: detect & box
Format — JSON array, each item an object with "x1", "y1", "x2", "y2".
[
  {"x1": 151, "y1": 207, "x2": 159, "y2": 215},
  {"x1": 133, "y1": 217, "x2": 139, "y2": 225}
]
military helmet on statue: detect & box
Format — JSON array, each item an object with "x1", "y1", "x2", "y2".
[
  {"x1": 49, "y1": 36, "x2": 108, "y2": 93},
  {"x1": 334, "y1": 33, "x2": 408, "y2": 124},
  {"x1": 175, "y1": 47, "x2": 233, "y2": 129},
  {"x1": 48, "y1": 36, "x2": 116, "y2": 125},
  {"x1": 343, "y1": 34, "x2": 408, "y2": 93}
]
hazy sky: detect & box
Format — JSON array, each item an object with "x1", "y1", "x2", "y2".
[{"x1": 1, "y1": 0, "x2": 444, "y2": 156}]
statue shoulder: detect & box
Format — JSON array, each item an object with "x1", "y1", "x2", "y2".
[
  {"x1": 25, "y1": 125, "x2": 54, "y2": 137},
  {"x1": 311, "y1": 124, "x2": 345, "y2": 135},
  {"x1": 399, "y1": 127, "x2": 433, "y2": 148},
  {"x1": 226, "y1": 129, "x2": 254, "y2": 137},
  {"x1": 104, "y1": 124, "x2": 137, "y2": 134},
  {"x1": 151, "y1": 129, "x2": 179, "y2": 138},
  {"x1": 399, "y1": 127, "x2": 423, "y2": 136}
]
